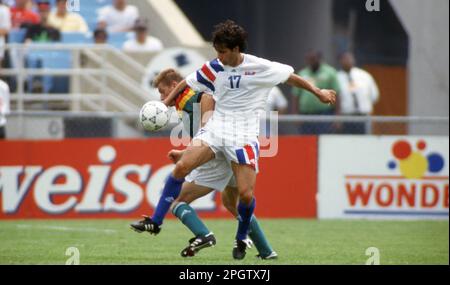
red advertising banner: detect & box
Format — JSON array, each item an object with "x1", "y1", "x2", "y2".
[{"x1": 0, "y1": 137, "x2": 317, "y2": 219}]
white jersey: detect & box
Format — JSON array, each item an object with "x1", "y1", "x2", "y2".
[{"x1": 186, "y1": 54, "x2": 293, "y2": 140}]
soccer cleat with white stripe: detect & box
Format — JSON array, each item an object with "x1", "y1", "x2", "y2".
[
  {"x1": 232, "y1": 239, "x2": 253, "y2": 260},
  {"x1": 256, "y1": 251, "x2": 278, "y2": 260},
  {"x1": 181, "y1": 233, "x2": 216, "y2": 257},
  {"x1": 130, "y1": 215, "x2": 161, "y2": 235}
]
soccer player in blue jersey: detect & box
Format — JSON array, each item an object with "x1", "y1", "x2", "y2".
[{"x1": 133, "y1": 20, "x2": 336, "y2": 260}]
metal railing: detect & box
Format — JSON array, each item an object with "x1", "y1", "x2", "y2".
[
  {"x1": 1, "y1": 43, "x2": 150, "y2": 113},
  {"x1": 4, "y1": 111, "x2": 449, "y2": 140}
]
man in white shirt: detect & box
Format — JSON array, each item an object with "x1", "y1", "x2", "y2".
[
  {"x1": 122, "y1": 18, "x2": 163, "y2": 53},
  {"x1": 0, "y1": 0, "x2": 11, "y2": 66},
  {"x1": 47, "y1": 0, "x2": 88, "y2": 33},
  {"x1": 133, "y1": 20, "x2": 336, "y2": 260},
  {"x1": 337, "y1": 52, "x2": 379, "y2": 134},
  {"x1": 97, "y1": 0, "x2": 138, "y2": 33},
  {"x1": 260, "y1": 87, "x2": 288, "y2": 137},
  {"x1": 267, "y1": 86, "x2": 288, "y2": 113},
  {"x1": 0, "y1": 78, "x2": 10, "y2": 139}
]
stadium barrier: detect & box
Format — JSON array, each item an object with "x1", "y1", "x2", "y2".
[
  {"x1": 1, "y1": 112, "x2": 448, "y2": 220},
  {"x1": 1, "y1": 134, "x2": 447, "y2": 220},
  {"x1": 0, "y1": 137, "x2": 318, "y2": 219}
]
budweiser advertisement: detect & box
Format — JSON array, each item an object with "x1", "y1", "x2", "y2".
[
  {"x1": 0, "y1": 137, "x2": 318, "y2": 219},
  {"x1": 318, "y1": 136, "x2": 449, "y2": 219}
]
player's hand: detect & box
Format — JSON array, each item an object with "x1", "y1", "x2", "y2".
[
  {"x1": 318, "y1": 89, "x2": 337, "y2": 105},
  {"x1": 168, "y1": 149, "x2": 184, "y2": 163}
]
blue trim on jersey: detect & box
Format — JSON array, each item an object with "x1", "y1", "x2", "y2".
[
  {"x1": 236, "y1": 149, "x2": 246, "y2": 164},
  {"x1": 210, "y1": 59, "x2": 224, "y2": 73},
  {"x1": 196, "y1": 71, "x2": 215, "y2": 92},
  {"x1": 253, "y1": 141, "x2": 260, "y2": 158}
]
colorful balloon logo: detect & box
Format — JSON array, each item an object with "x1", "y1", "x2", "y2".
[{"x1": 388, "y1": 140, "x2": 445, "y2": 179}]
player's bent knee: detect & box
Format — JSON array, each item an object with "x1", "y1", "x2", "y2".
[
  {"x1": 239, "y1": 191, "x2": 254, "y2": 205},
  {"x1": 173, "y1": 160, "x2": 191, "y2": 179}
]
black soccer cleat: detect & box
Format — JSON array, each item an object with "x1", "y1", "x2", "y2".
[
  {"x1": 130, "y1": 215, "x2": 161, "y2": 235},
  {"x1": 181, "y1": 233, "x2": 216, "y2": 257},
  {"x1": 256, "y1": 251, "x2": 278, "y2": 260},
  {"x1": 232, "y1": 239, "x2": 252, "y2": 260}
]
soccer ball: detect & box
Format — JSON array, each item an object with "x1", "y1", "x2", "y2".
[{"x1": 139, "y1": 101, "x2": 170, "y2": 131}]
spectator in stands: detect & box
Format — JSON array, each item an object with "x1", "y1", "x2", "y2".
[
  {"x1": 47, "y1": 0, "x2": 88, "y2": 33},
  {"x1": 10, "y1": 0, "x2": 40, "y2": 28},
  {"x1": 337, "y1": 51, "x2": 379, "y2": 134},
  {"x1": 93, "y1": 27, "x2": 108, "y2": 44},
  {"x1": 0, "y1": 0, "x2": 11, "y2": 67},
  {"x1": 0, "y1": 78, "x2": 10, "y2": 139},
  {"x1": 291, "y1": 50, "x2": 340, "y2": 134},
  {"x1": 267, "y1": 86, "x2": 288, "y2": 114},
  {"x1": 260, "y1": 87, "x2": 289, "y2": 137},
  {"x1": 122, "y1": 18, "x2": 163, "y2": 53},
  {"x1": 23, "y1": 0, "x2": 60, "y2": 43},
  {"x1": 97, "y1": 0, "x2": 138, "y2": 33}
]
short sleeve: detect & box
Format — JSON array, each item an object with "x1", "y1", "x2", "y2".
[
  {"x1": 263, "y1": 60, "x2": 294, "y2": 86},
  {"x1": 186, "y1": 59, "x2": 224, "y2": 93},
  {"x1": 186, "y1": 69, "x2": 211, "y2": 93}
]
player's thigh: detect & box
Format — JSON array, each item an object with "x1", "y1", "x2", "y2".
[
  {"x1": 177, "y1": 182, "x2": 214, "y2": 204},
  {"x1": 178, "y1": 139, "x2": 215, "y2": 172},
  {"x1": 231, "y1": 162, "x2": 256, "y2": 195}
]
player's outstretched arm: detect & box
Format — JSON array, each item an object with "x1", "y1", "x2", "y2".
[
  {"x1": 285, "y1": 74, "x2": 336, "y2": 105},
  {"x1": 162, "y1": 79, "x2": 188, "y2": 106}
]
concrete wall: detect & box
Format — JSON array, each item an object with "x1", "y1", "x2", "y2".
[{"x1": 390, "y1": 0, "x2": 449, "y2": 120}]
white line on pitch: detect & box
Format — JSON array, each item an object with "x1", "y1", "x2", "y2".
[{"x1": 16, "y1": 224, "x2": 118, "y2": 234}]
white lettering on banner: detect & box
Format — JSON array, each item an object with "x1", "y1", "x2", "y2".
[
  {"x1": 75, "y1": 166, "x2": 111, "y2": 212},
  {"x1": 0, "y1": 166, "x2": 43, "y2": 213},
  {"x1": 0, "y1": 145, "x2": 217, "y2": 215},
  {"x1": 34, "y1": 166, "x2": 82, "y2": 214},
  {"x1": 104, "y1": 165, "x2": 150, "y2": 212}
]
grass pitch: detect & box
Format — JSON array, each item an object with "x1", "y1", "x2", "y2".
[{"x1": 0, "y1": 219, "x2": 447, "y2": 265}]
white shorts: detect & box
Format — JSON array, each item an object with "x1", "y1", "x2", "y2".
[
  {"x1": 185, "y1": 152, "x2": 237, "y2": 192},
  {"x1": 194, "y1": 128, "x2": 260, "y2": 172}
]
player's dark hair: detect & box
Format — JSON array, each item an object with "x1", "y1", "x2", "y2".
[
  {"x1": 153, "y1": 68, "x2": 183, "y2": 88},
  {"x1": 212, "y1": 20, "x2": 248, "y2": 52}
]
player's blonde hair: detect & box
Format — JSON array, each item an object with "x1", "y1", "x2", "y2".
[{"x1": 153, "y1": 69, "x2": 183, "y2": 88}]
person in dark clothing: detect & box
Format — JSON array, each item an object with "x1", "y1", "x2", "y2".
[{"x1": 23, "y1": 0, "x2": 60, "y2": 43}]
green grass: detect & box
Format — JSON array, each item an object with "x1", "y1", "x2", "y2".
[{"x1": 0, "y1": 219, "x2": 448, "y2": 265}]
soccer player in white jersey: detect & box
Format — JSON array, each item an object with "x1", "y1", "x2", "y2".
[
  {"x1": 134, "y1": 20, "x2": 336, "y2": 260},
  {"x1": 131, "y1": 69, "x2": 277, "y2": 259}
]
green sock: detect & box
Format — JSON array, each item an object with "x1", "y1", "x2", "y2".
[
  {"x1": 173, "y1": 202, "x2": 210, "y2": 237},
  {"x1": 248, "y1": 216, "x2": 274, "y2": 257}
]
